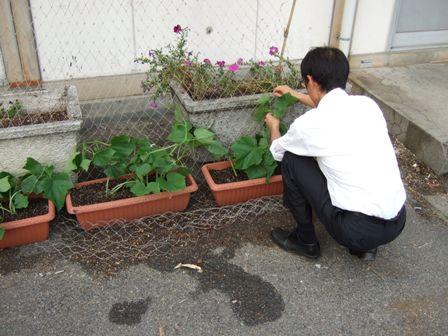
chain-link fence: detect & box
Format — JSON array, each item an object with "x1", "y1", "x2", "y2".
[{"x1": 1, "y1": 0, "x2": 330, "y2": 261}]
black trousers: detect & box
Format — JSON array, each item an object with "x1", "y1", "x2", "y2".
[{"x1": 281, "y1": 151, "x2": 406, "y2": 252}]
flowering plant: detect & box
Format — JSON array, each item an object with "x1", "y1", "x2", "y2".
[{"x1": 136, "y1": 25, "x2": 302, "y2": 103}]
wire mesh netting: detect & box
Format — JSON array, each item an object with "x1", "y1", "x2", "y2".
[{"x1": 0, "y1": 1, "x2": 407, "y2": 267}]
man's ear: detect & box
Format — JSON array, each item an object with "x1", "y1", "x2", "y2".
[{"x1": 307, "y1": 75, "x2": 323, "y2": 92}]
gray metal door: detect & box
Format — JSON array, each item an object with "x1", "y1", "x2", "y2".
[{"x1": 391, "y1": 0, "x2": 448, "y2": 49}]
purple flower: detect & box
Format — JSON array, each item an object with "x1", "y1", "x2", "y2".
[
  {"x1": 258, "y1": 61, "x2": 266, "y2": 67},
  {"x1": 184, "y1": 60, "x2": 192, "y2": 67},
  {"x1": 228, "y1": 63, "x2": 239, "y2": 73},
  {"x1": 148, "y1": 50, "x2": 154, "y2": 57},
  {"x1": 148, "y1": 101, "x2": 158, "y2": 109},
  {"x1": 173, "y1": 24, "x2": 182, "y2": 34},
  {"x1": 269, "y1": 46, "x2": 279, "y2": 55},
  {"x1": 203, "y1": 58, "x2": 211, "y2": 65},
  {"x1": 237, "y1": 57, "x2": 244, "y2": 65},
  {"x1": 216, "y1": 60, "x2": 225, "y2": 68}
]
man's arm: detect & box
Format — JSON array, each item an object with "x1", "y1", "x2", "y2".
[
  {"x1": 264, "y1": 113, "x2": 281, "y2": 144},
  {"x1": 273, "y1": 85, "x2": 315, "y2": 108}
]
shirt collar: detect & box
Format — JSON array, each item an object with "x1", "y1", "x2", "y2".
[{"x1": 317, "y1": 88, "x2": 348, "y2": 109}]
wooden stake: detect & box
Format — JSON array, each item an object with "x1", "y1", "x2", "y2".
[{"x1": 277, "y1": 0, "x2": 297, "y2": 73}]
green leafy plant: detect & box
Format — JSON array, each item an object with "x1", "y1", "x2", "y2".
[
  {"x1": 230, "y1": 93, "x2": 297, "y2": 181},
  {"x1": 0, "y1": 172, "x2": 29, "y2": 239},
  {"x1": 70, "y1": 106, "x2": 228, "y2": 197},
  {"x1": 21, "y1": 158, "x2": 74, "y2": 211},
  {"x1": 0, "y1": 100, "x2": 23, "y2": 119},
  {"x1": 135, "y1": 25, "x2": 302, "y2": 102}
]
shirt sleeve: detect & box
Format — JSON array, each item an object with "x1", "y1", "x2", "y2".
[{"x1": 269, "y1": 118, "x2": 311, "y2": 161}]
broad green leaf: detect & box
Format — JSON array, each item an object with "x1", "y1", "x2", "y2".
[
  {"x1": 273, "y1": 93, "x2": 297, "y2": 119},
  {"x1": 167, "y1": 123, "x2": 193, "y2": 143},
  {"x1": 231, "y1": 136, "x2": 257, "y2": 157},
  {"x1": 20, "y1": 175, "x2": 38, "y2": 193},
  {"x1": 279, "y1": 122, "x2": 288, "y2": 135},
  {"x1": 164, "y1": 172, "x2": 186, "y2": 192},
  {"x1": 145, "y1": 181, "x2": 161, "y2": 194},
  {"x1": 104, "y1": 163, "x2": 127, "y2": 179},
  {"x1": 257, "y1": 94, "x2": 270, "y2": 106},
  {"x1": 253, "y1": 105, "x2": 271, "y2": 124},
  {"x1": 13, "y1": 193, "x2": 28, "y2": 209},
  {"x1": 176, "y1": 167, "x2": 190, "y2": 176},
  {"x1": 80, "y1": 159, "x2": 91, "y2": 172},
  {"x1": 0, "y1": 176, "x2": 11, "y2": 193},
  {"x1": 134, "y1": 163, "x2": 152, "y2": 178},
  {"x1": 110, "y1": 135, "x2": 136, "y2": 157},
  {"x1": 235, "y1": 147, "x2": 264, "y2": 170},
  {"x1": 206, "y1": 140, "x2": 228, "y2": 158},
  {"x1": 245, "y1": 165, "x2": 266, "y2": 179},
  {"x1": 92, "y1": 148, "x2": 116, "y2": 167},
  {"x1": 194, "y1": 128, "x2": 214, "y2": 145},
  {"x1": 23, "y1": 157, "x2": 44, "y2": 176},
  {"x1": 41, "y1": 173, "x2": 74, "y2": 211},
  {"x1": 174, "y1": 105, "x2": 185, "y2": 123},
  {"x1": 130, "y1": 181, "x2": 160, "y2": 196},
  {"x1": 258, "y1": 136, "x2": 269, "y2": 150},
  {"x1": 65, "y1": 151, "x2": 80, "y2": 172},
  {"x1": 0, "y1": 227, "x2": 4, "y2": 240},
  {"x1": 262, "y1": 152, "x2": 278, "y2": 182}
]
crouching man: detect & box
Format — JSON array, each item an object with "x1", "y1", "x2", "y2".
[{"x1": 264, "y1": 47, "x2": 406, "y2": 261}]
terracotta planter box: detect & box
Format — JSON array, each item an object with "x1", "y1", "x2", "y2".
[
  {"x1": 0, "y1": 200, "x2": 55, "y2": 249},
  {"x1": 66, "y1": 174, "x2": 198, "y2": 230},
  {"x1": 201, "y1": 160, "x2": 283, "y2": 206}
]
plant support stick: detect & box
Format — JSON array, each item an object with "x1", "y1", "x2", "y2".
[{"x1": 277, "y1": 0, "x2": 297, "y2": 73}]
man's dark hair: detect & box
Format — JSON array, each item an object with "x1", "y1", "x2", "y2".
[{"x1": 300, "y1": 47, "x2": 349, "y2": 92}]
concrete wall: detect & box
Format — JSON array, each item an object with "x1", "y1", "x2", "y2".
[
  {"x1": 351, "y1": 0, "x2": 396, "y2": 55},
  {"x1": 0, "y1": 49, "x2": 6, "y2": 85},
  {"x1": 29, "y1": 0, "x2": 333, "y2": 81}
]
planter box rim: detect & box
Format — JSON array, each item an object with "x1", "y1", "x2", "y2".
[
  {"x1": 201, "y1": 160, "x2": 282, "y2": 191},
  {"x1": 0, "y1": 199, "x2": 55, "y2": 231},
  {"x1": 0, "y1": 119, "x2": 82, "y2": 140},
  {"x1": 66, "y1": 174, "x2": 198, "y2": 215},
  {"x1": 170, "y1": 80, "x2": 305, "y2": 114}
]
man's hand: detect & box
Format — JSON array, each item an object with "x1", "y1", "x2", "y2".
[
  {"x1": 273, "y1": 85, "x2": 316, "y2": 108},
  {"x1": 273, "y1": 85, "x2": 294, "y2": 97},
  {"x1": 264, "y1": 113, "x2": 281, "y2": 144}
]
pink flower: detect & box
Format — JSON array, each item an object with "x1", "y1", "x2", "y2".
[
  {"x1": 269, "y1": 46, "x2": 279, "y2": 55},
  {"x1": 148, "y1": 101, "x2": 158, "y2": 109},
  {"x1": 258, "y1": 61, "x2": 266, "y2": 67},
  {"x1": 173, "y1": 25, "x2": 182, "y2": 34},
  {"x1": 184, "y1": 60, "x2": 192, "y2": 66},
  {"x1": 203, "y1": 58, "x2": 211, "y2": 65},
  {"x1": 216, "y1": 60, "x2": 225, "y2": 68},
  {"x1": 237, "y1": 58, "x2": 244, "y2": 65},
  {"x1": 228, "y1": 63, "x2": 239, "y2": 73}
]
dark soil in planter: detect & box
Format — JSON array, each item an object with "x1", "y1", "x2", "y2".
[
  {"x1": 0, "y1": 110, "x2": 68, "y2": 128},
  {"x1": 1, "y1": 199, "x2": 48, "y2": 222},
  {"x1": 210, "y1": 166, "x2": 282, "y2": 184},
  {"x1": 71, "y1": 176, "x2": 191, "y2": 207}
]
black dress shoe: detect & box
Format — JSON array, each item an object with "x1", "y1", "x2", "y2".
[
  {"x1": 349, "y1": 248, "x2": 378, "y2": 261},
  {"x1": 271, "y1": 228, "x2": 320, "y2": 259}
]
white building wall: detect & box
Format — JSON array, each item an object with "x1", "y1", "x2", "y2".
[
  {"x1": 350, "y1": 0, "x2": 396, "y2": 55},
  {"x1": 29, "y1": 0, "x2": 333, "y2": 81},
  {"x1": 0, "y1": 49, "x2": 6, "y2": 85}
]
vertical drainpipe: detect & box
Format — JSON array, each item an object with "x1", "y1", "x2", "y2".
[{"x1": 338, "y1": 0, "x2": 358, "y2": 57}]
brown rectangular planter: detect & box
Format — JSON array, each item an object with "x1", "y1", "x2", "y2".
[
  {"x1": 201, "y1": 160, "x2": 283, "y2": 206},
  {"x1": 66, "y1": 174, "x2": 198, "y2": 230},
  {"x1": 0, "y1": 200, "x2": 55, "y2": 249}
]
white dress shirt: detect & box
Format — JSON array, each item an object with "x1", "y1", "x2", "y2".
[{"x1": 270, "y1": 88, "x2": 406, "y2": 219}]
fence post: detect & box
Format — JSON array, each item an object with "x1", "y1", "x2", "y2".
[
  {"x1": 0, "y1": 0, "x2": 24, "y2": 85},
  {"x1": 0, "y1": 0, "x2": 41, "y2": 87}
]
